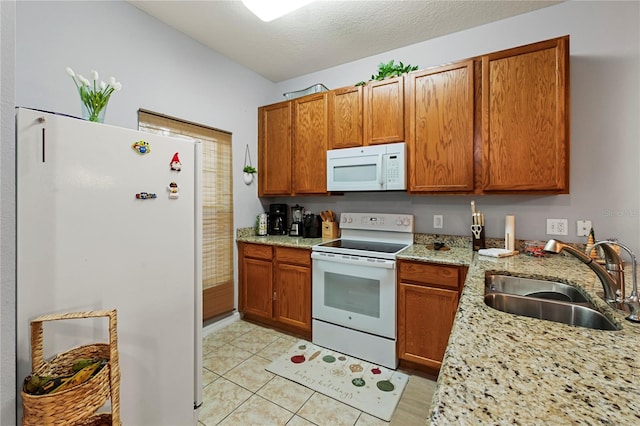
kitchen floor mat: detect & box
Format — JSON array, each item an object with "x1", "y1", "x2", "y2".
[{"x1": 266, "y1": 340, "x2": 408, "y2": 421}]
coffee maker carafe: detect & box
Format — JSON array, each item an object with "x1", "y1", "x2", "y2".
[
  {"x1": 289, "y1": 204, "x2": 304, "y2": 237},
  {"x1": 268, "y1": 203, "x2": 288, "y2": 235}
]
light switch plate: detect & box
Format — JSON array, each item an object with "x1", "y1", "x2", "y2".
[{"x1": 434, "y1": 215, "x2": 443, "y2": 229}]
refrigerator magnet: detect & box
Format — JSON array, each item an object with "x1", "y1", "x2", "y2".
[
  {"x1": 136, "y1": 192, "x2": 157, "y2": 199},
  {"x1": 167, "y1": 182, "x2": 180, "y2": 199},
  {"x1": 170, "y1": 152, "x2": 182, "y2": 171},
  {"x1": 132, "y1": 140, "x2": 151, "y2": 155}
]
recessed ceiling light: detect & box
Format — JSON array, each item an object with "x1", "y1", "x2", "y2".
[{"x1": 241, "y1": 0, "x2": 314, "y2": 22}]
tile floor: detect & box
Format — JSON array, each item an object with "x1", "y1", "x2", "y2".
[{"x1": 198, "y1": 319, "x2": 437, "y2": 426}]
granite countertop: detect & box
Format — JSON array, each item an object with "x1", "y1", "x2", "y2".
[
  {"x1": 396, "y1": 244, "x2": 474, "y2": 267},
  {"x1": 429, "y1": 252, "x2": 640, "y2": 424},
  {"x1": 236, "y1": 229, "x2": 322, "y2": 249}
]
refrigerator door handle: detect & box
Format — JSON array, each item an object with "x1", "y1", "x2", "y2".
[{"x1": 42, "y1": 127, "x2": 46, "y2": 162}]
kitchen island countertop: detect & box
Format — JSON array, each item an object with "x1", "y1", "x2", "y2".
[{"x1": 429, "y1": 251, "x2": 640, "y2": 424}]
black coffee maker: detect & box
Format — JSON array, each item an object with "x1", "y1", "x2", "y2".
[{"x1": 268, "y1": 203, "x2": 288, "y2": 235}]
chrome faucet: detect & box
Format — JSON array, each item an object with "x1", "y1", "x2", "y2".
[{"x1": 544, "y1": 239, "x2": 639, "y2": 323}]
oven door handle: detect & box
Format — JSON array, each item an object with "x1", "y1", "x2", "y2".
[{"x1": 311, "y1": 251, "x2": 396, "y2": 269}]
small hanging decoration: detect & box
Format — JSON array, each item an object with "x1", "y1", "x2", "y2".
[
  {"x1": 167, "y1": 182, "x2": 180, "y2": 199},
  {"x1": 135, "y1": 192, "x2": 156, "y2": 199},
  {"x1": 170, "y1": 152, "x2": 181, "y2": 171},
  {"x1": 243, "y1": 144, "x2": 256, "y2": 185},
  {"x1": 132, "y1": 140, "x2": 151, "y2": 155}
]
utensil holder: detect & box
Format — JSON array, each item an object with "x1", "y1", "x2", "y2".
[
  {"x1": 21, "y1": 309, "x2": 121, "y2": 426},
  {"x1": 322, "y1": 222, "x2": 339, "y2": 240},
  {"x1": 471, "y1": 225, "x2": 485, "y2": 251}
]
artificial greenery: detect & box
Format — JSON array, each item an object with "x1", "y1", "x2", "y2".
[
  {"x1": 355, "y1": 60, "x2": 419, "y2": 86},
  {"x1": 243, "y1": 165, "x2": 257, "y2": 174}
]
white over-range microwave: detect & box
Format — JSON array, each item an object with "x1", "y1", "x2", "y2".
[{"x1": 326, "y1": 142, "x2": 406, "y2": 192}]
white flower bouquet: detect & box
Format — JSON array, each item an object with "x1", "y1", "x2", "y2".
[{"x1": 66, "y1": 67, "x2": 122, "y2": 122}]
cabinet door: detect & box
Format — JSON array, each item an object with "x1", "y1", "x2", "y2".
[
  {"x1": 407, "y1": 61, "x2": 475, "y2": 192},
  {"x1": 274, "y1": 263, "x2": 311, "y2": 332},
  {"x1": 398, "y1": 282, "x2": 459, "y2": 370},
  {"x1": 293, "y1": 93, "x2": 328, "y2": 194},
  {"x1": 328, "y1": 85, "x2": 363, "y2": 149},
  {"x1": 481, "y1": 36, "x2": 569, "y2": 192},
  {"x1": 364, "y1": 76, "x2": 405, "y2": 145},
  {"x1": 258, "y1": 102, "x2": 292, "y2": 196},
  {"x1": 241, "y1": 256, "x2": 273, "y2": 319}
]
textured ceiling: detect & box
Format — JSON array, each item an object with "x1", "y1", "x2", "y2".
[{"x1": 129, "y1": 0, "x2": 561, "y2": 82}]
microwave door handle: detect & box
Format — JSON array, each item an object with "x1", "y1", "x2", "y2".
[{"x1": 377, "y1": 154, "x2": 384, "y2": 187}]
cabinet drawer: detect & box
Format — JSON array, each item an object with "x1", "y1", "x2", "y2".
[
  {"x1": 398, "y1": 261, "x2": 460, "y2": 289},
  {"x1": 243, "y1": 243, "x2": 273, "y2": 260},
  {"x1": 275, "y1": 246, "x2": 311, "y2": 266}
]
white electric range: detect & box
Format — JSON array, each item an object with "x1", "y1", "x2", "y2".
[{"x1": 311, "y1": 212, "x2": 414, "y2": 369}]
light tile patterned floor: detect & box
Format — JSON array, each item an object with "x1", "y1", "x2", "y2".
[{"x1": 199, "y1": 319, "x2": 437, "y2": 426}]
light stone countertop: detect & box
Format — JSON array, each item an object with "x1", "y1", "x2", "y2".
[
  {"x1": 428, "y1": 252, "x2": 640, "y2": 425},
  {"x1": 234, "y1": 232, "x2": 640, "y2": 423},
  {"x1": 236, "y1": 230, "x2": 322, "y2": 249},
  {"x1": 396, "y1": 244, "x2": 474, "y2": 267}
]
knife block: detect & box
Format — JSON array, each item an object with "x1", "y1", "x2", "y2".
[
  {"x1": 472, "y1": 226, "x2": 485, "y2": 251},
  {"x1": 322, "y1": 222, "x2": 339, "y2": 240}
]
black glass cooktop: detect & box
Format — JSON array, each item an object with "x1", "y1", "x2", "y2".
[{"x1": 316, "y1": 239, "x2": 408, "y2": 254}]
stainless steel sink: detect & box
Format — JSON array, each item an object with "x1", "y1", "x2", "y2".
[
  {"x1": 484, "y1": 274, "x2": 620, "y2": 331},
  {"x1": 485, "y1": 273, "x2": 590, "y2": 303}
]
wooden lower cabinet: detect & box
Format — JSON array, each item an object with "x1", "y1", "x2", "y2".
[
  {"x1": 238, "y1": 242, "x2": 311, "y2": 338},
  {"x1": 397, "y1": 260, "x2": 467, "y2": 371},
  {"x1": 240, "y1": 243, "x2": 273, "y2": 320}
]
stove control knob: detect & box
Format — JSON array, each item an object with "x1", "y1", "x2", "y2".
[
  {"x1": 347, "y1": 217, "x2": 353, "y2": 223},
  {"x1": 396, "y1": 217, "x2": 403, "y2": 226},
  {"x1": 403, "y1": 217, "x2": 411, "y2": 226},
  {"x1": 341, "y1": 216, "x2": 347, "y2": 223}
]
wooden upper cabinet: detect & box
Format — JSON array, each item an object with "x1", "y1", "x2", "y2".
[
  {"x1": 328, "y1": 85, "x2": 363, "y2": 149},
  {"x1": 292, "y1": 93, "x2": 328, "y2": 194},
  {"x1": 407, "y1": 61, "x2": 475, "y2": 193},
  {"x1": 364, "y1": 76, "x2": 405, "y2": 145},
  {"x1": 481, "y1": 36, "x2": 570, "y2": 193},
  {"x1": 258, "y1": 101, "x2": 292, "y2": 196}
]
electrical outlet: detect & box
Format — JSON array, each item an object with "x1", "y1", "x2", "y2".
[
  {"x1": 546, "y1": 219, "x2": 568, "y2": 235},
  {"x1": 433, "y1": 215, "x2": 443, "y2": 229},
  {"x1": 576, "y1": 220, "x2": 592, "y2": 237}
]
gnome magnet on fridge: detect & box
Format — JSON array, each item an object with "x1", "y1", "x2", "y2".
[{"x1": 170, "y1": 152, "x2": 182, "y2": 171}]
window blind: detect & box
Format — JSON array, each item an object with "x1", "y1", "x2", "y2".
[{"x1": 137, "y1": 110, "x2": 234, "y2": 295}]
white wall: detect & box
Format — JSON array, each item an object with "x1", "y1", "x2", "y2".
[
  {"x1": 0, "y1": 0, "x2": 16, "y2": 422},
  {"x1": 271, "y1": 0, "x2": 640, "y2": 253}
]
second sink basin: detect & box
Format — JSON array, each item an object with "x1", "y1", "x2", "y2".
[
  {"x1": 484, "y1": 293, "x2": 620, "y2": 331},
  {"x1": 485, "y1": 273, "x2": 590, "y2": 303},
  {"x1": 484, "y1": 273, "x2": 620, "y2": 331}
]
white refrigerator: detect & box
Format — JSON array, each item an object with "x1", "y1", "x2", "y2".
[{"x1": 16, "y1": 107, "x2": 203, "y2": 425}]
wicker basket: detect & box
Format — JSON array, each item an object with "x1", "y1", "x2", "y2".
[{"x1": 21, "y1": 310, "x2": 121, "y2": 426}]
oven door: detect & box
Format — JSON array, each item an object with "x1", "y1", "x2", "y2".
[{"x1": 311, "y1": 252, "x2": 396, "y2": 339}]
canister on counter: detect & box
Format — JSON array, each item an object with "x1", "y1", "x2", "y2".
[{"x1": 255, "y1": 213, "x2": 268, "y2": 236}]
